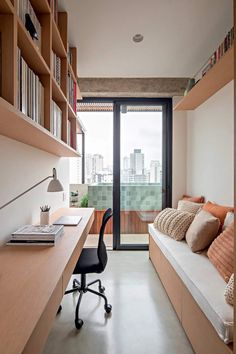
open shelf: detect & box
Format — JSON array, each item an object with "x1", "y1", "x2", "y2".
[
  {"x1": 68, "y1": 102, "x2": 76, "y2": 119},
  {"x1": 52, "y1": 76, "x2": 67, "y2": 103},
  {"x1": 0, "y1": 0, "x2": 13, "y2": 13},
  {"x1": 0, "y1": 98, "x2": 80, "y2": 157},
  {"x1": 68, "y1": 62, "x2": 77, "y2": 83},
  {"x1": 52, "y1": 18, "x2": 67, "y2": 58},
  {"x1": 17, "y1": 18, "x2": 50, "y2": 75},
  {"x1": 174, "y1": 46, "x2": 234, "y2": 111},
  {"x1": 30, "y1": 0, "x2": 51, "y2": 14}
]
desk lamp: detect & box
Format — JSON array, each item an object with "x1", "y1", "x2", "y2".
[{"x1": 0, "y1": 168, "x2": 63, "y2": 210}]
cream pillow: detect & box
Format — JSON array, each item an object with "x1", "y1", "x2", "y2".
[
  {"x1": 223, "y1": 211, "x2": 234, "y2": 231},
  {"x1": 154, "y1": 208, "x2": 195, "y2": 241},
  {"x1": 224, "y1": 274, "x2": 234, "y2": 306},
  {"x1": 185, "y1": 210, "x2": 220, "y2": 252},
  {"x1": 177, "y1": 200, "x2": 204, "y2": 215}
]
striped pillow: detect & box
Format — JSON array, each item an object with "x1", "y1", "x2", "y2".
[
  {"x1": 154, "y1": 208, "x2": 195, "y2": 241},
  {"x1": 207, "y1": 222, "x2": 234, "y2": 282}
]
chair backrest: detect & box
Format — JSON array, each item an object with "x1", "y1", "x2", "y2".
[{"x1": 97, "y1": 208, "x2": 113, "y2": 271}]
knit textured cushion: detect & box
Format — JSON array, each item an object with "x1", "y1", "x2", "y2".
[
  {"x1": 178, "y1": 200, "x2": 204, "y2": 215},
  {"x1": 224, "y1": 274, "x2": 234, "y2": 306},
  {"x1": 207, "y1": 222, "x2": 234, "y2": 282},
  {"x1": 154, "y1": 208, "x2": 195, "y2": 241}
]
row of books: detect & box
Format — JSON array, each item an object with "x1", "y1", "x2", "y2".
[
  {"x1": 202, "y1": 27, "x2": 234, "y2": 77},
  {"x1": 17, "y1": 48, "x2": 44, "y2": 126},
  {"x1": 51, "y1": 100, "x2": 62, "y2": 139},
  {"x1": 17, "y1": 0, "x2": 41, "y2": 51},
  {"x1": 52, "y1": 51, "x2": 61, "y2": 86},
  {"x1": 67, "y1": 48, "x2": 73, "y2": 66},
  {"x1": 67, "y1": 120, "x2": 71, "y2": 146},
  {"x1": 67, "y1": 72, "x2": 77, "y2": 112},
  {"x1": 8, "y1": 225, "x2": 64, "y2": 246}
]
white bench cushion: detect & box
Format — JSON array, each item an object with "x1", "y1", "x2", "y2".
[{"x1": 149, "y1": 224, "x2": 233, "y2": 344}]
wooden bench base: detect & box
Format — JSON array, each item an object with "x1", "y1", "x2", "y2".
[{"x1": 149, "y1": 235, "x2": 233, "y2": 354}]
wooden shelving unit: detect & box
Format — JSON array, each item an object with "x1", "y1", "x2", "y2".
[
  {"x1": 174, "y1": 45, "x2": 234, "y2": 111},
  {"x1": 0, "y1": 0, "x2": 82, "y2": 157}
]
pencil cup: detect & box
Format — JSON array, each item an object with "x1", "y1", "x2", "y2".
[{"x1": 40, "y1": 211, "x2": 50, "y2": 225}]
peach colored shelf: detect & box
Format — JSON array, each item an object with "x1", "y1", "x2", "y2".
[
  {"x1": 0, "y1": 97, "x2": 80, "y2": 157},
  {"x1": 68, "y1": 102, "x2": 77, "y2": 119},
  {"x1": 52, "y1": 76, "x2": 67, "y2": 103},
  {"x1": 17, "y1": 18, "x2": 50, "y2": 75},
  {"x1": 30, "y1": 0, "x2": 51, "y2": 13},
  {"x1": 174, "y1": 45, "x2": 234, "y2": 111},
  {"x1": 52, "y1": 18, "x2": 67, "y2": 58},
  {"x1": 0, "y1": 0, "x2": 13, "y2": 13},
  {"x1": 68, "y1": 62, "x2": 77, "y2": 83}
]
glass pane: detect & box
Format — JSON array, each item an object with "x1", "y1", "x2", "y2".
[
  {"x1": 70, "y1": 103, "x2": 113, "y2": 249},
  {"x1": 120, "y1": 105, "x2": 163, "y2": 245}
]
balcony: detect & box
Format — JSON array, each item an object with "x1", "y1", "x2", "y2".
[{"x1": 70, "y1": 183, "x2": 162, "y2": 247}]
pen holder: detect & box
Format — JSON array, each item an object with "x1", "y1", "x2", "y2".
[{"x1": 40, "y1": 211, "x2": 50, "y2": 225}]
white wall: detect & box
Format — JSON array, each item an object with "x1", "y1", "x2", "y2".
[
  {"x1": 172, "y1": 97, "x2": 187, "y2": 207},
  {"x1": 0, "y1": 136, "x2": 70, "y2": 245},
  {"x1": 186, "y1": 80, "x2": 234, "y2": 205}
]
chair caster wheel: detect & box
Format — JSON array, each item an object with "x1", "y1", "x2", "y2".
[
  {"x1": 57, "y1": 305, "x2": 62, "y2": 315},
  {"x1": 75, "y1": 319, "x2": 83, "y2": 329},
  {"x1": 99, "y1": 286, "x2": 105, "y2": 293},
  {"x1": 73, "y1": 280, "x2": 78, "y2": 289},
  {"x1": 105, "y1": 304, "x2": 112, "y2": 313}
]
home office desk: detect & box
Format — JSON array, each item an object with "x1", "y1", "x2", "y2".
[{"x1": 0, "y1": 207, "x2": 94, "y2": 354}]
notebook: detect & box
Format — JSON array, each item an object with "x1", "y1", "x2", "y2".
[{"x1": 53, "y1": 216, "x2": 82, "y2": 226}]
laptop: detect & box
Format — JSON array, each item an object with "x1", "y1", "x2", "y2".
[{"x1": 53, "y1": 216, "x2": 82, "y2": 226}]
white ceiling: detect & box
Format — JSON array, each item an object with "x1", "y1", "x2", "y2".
[{"x1": 59, "y1": 0, "x2": 233, "y2": 78}]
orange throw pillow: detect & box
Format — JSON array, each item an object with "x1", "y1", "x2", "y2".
[
  {"x1": 182, "y1": 195, "x2": 205, "y2": 203},
  {"x1": 207, "y1": 222, "x2": 234, "y2": 282},
  {"x1": 202, "y1": 201, "x2": 234, "y2": 226}
]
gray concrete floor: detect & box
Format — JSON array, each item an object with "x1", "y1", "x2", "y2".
[{"x1": 43, "y1": 251, "x2": 194, "y2": 354}]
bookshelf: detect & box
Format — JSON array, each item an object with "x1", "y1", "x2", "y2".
[
  {"x1": 0, "y1": 0, "x2": 82, "y2": 156},
  {"x1": 174, "y1": 45, "x2": 234, "y2": 111}
]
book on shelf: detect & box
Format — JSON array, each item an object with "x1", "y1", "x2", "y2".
[
  {"x1": 201, "y1": 27, "x2": 234, "y2": 78},
  {"x1": 17, "y1": 48, "x2": 44, "y2": 126},
  {"x1": 17, "y1": 0, "x2": 42, "y2": 51},
  {"x1": 7, "y1": 224, "x2": 64, "y2": 246},
  {"x1": 51, "y1": 100, "x2": 62, "y2": 139},
  {"x1": 52, "y1": 51, "x2": 61, "y2": 86},
  {"x1": 67, "y1": 71, "x2": 77, "y2": 112},
  {"x1": 67, "y1": 47, "x2": 73, "y2": 65},
  {"x1": 67, "y1": 120, "x2": 71, "y2": 146}
]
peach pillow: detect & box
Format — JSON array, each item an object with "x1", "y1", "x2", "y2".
[
  {"x1": 202, "y1": 201, "x2": 234, "y2": 226},
  {"x1": 207, "y1": 222, "x2": 234, "y2": 282},
  {"x1": 182, "y1": 195, "x2": 205, "y2": 203}
]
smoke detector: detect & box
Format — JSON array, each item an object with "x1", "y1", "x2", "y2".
[{"x1": 132, "y1": 34, "x2": 144, "y2": 43}]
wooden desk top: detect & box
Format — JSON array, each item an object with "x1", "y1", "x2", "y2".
[{"x1": 0, "y1": 208, "x2": 94, "y2": 354}]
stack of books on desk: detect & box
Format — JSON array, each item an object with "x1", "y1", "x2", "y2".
[{"x1": 8, "y1": 225, "x2": 64, "y2": 246}]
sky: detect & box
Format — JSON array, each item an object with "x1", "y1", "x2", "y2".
[{"x1": 79, "y1": 110, "x2": 163, "y2": 169}]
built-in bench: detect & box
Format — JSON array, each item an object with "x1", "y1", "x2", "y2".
[{"x1": 148, "y1": 224, "x2": 233, "y2": 354}]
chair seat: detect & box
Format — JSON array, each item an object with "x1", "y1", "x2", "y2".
[{"x1": 73, "y1": 248, "x2": 103, "y2": 274}]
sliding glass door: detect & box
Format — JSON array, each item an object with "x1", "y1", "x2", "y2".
[
  {"x1": 76, "y1": 98, "x2": 172, "y2": 250},
  {"x1": 113, "y1": 99, "x2": 172, "y2": 250}
]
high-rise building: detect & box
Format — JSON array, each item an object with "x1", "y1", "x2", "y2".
[
  {"x1": 130, "y1": 149, "x2": 144, "y2": 175},
  {"x1": 93, "y1": 154, "x2": 103, "y2": 174},
  {"x1": 123, "y1": 156, "x2": 130, "y2": 170},
  {"x1": 150, "y1": 160, "x2": 161, "y2": 183}
]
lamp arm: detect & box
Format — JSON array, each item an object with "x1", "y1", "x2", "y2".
[{"x1": 0, "y1": 175, "x2": 53, "y2": 210}]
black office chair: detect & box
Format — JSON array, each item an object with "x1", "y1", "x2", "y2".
[{"x1": 63, "y1": 208, "x2": 113, "y2": 329}]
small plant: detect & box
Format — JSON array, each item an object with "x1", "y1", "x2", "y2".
[
  {"x1": 40, "y1": 205, "x2": 51, "y2": 212},
  {"x1": 80, "y1": 195, "x2": 88, "y2": 208}
]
